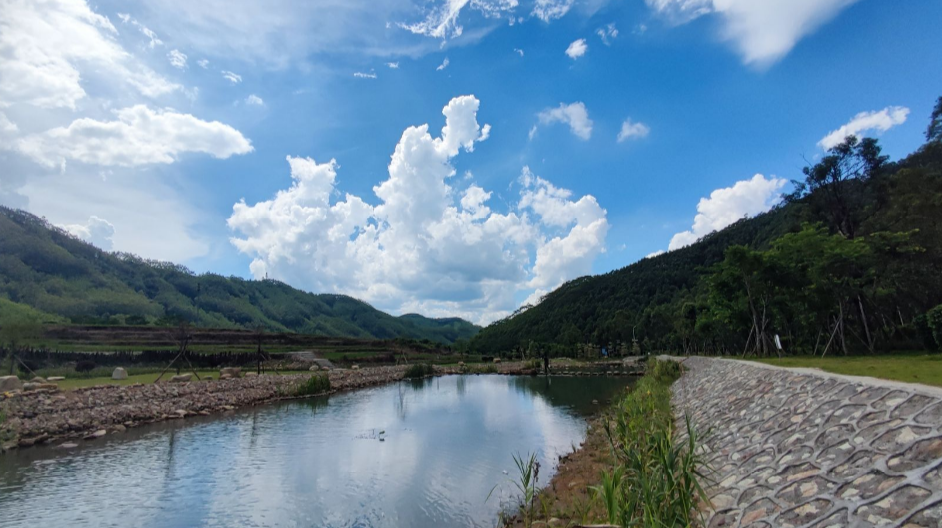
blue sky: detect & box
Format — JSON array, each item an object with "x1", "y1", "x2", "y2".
[{"x1": 1, "y1": 0, "x2": 940, "y2": 323}]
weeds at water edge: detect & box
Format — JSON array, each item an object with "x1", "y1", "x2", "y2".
[
  {"x1": 294, "y1": 374, "x2": 331, "y2": 396},
  {"x1": 593, "y1": 359, "x2": 711, "y2": 527},
  {"x1": 488, "y1": 452, "x2": 541, "y2": 527}
]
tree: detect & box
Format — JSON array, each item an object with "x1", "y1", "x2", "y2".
[
  {"x1": 927, "y1": 96, "x2": 942, "y2": 144},
  {"x1": 0, "y1": 317, "x2": 42, "y2": 375},
  {"x1": 788, "y1": 136, "x2": 888, "y2": 239}
]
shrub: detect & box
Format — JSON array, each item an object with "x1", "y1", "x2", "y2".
[
  {"x1": 927, "y1": 305, "x2": 942, "y2": 350},
  {"x1": 524, "y1": 358, "x2": 542, "y2": 371},
  {"x1": 75, "y1": 360, "x2": 96, "y2": 373},
  {"x1": 648, "y1": 358, "x2": 683, "y2": 383},
  {"x1": 403, "y1": 363, "x2": 435, "y2": 379},
  {"x1": 295, "y1": 374, "x2": 331, "y2": 396}
]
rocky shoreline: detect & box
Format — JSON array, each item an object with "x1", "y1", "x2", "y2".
[{"x1": 0, "y1": 360, "x2": 643, "y2": 453}]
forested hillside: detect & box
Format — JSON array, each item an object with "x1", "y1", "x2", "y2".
[
  {"x1": 0, "y1": 209, "x2": 479, "y2": 344},
  {"x1": 472, "y1": 100, "x2": 942, "y2": 356}
]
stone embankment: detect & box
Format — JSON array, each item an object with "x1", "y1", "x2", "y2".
[{"x1": 674, "y1": 357, "x2": 942, "y2": 528}]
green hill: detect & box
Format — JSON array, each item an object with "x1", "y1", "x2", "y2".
[
  {"x1": 472, "y1": 130, "x2": 942, "y2": 356},
  {"x1": 0, "y1": 207, "x2": 479, "y2": 344}
]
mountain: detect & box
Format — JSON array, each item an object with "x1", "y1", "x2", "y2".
[
  {"x1": 471, "y1": 138, "x2": 942, "y2": 355},
  {"x1": 0, "y1": 207, "x2": 479, "y2": 344}
]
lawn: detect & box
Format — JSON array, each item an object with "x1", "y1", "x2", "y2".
[{"x1": 748, "y1": 353, "x2": 942, "y2": 388}]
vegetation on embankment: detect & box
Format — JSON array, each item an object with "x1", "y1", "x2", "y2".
[
  {"x1": 749, "y1": 352, "x2": 942, "y2": 388},
  {"x1": 472, "y1": 99, "x2": 942, "y2": 359},
  {"x1": 294, "y1": 373, "x2": 331, "y2": 396},
  {"x1": 508, "y1": 359, "x2": 708, "y2": 527},
  {"x1": 0, "y1": 206, "x2": 479, "y2": 343}
]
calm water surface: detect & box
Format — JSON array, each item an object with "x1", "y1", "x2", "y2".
[{"x1": 0, "y1": 375, "x2": 631, "y2": 528}]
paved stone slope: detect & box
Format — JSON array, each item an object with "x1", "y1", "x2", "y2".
[{"x1": 673, "y1": 357, "x2": 942, "y2": 528}]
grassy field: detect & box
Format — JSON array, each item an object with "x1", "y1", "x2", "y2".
[
  {"x1": 51, "y1": 369, "x2": 313, "y2": 390},
  {"x1": 749, "y1": 352, "x2": 942, "y2": 388}
]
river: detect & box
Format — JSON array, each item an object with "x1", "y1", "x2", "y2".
[{"x1": 0, "y1": 374, "x2": 631, "y2": 528}]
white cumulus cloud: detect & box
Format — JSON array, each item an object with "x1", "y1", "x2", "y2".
[
  {"x1": 62, "y1": 215, "x2": 115, "y2": 250},
  {"x1": 818, "y1": 106, "x2": 910, "y2": 150},
  {"x1": 617, "y1": 119, "x2": 650, "y2": 142},
  {"x1": 646, "y1": 0, "x2": 860, "y2": 66},
  {"x1": 0, "y1": 0, "x2": 180, "y2": 110},
  {"x1": 353, "y1": 70, "x2": 377, "y2": 79},
  {"x1": 197, "y1": 59, "x2": 209, "y2": 69},
  {"x1": 167, "y1": 49, "x2": 187, "y2": 69},
  {"x1": 535, "y1": 102, "x2": 593, "y2": 140},
  {"x1": 565, "y1": 39, "x2": 587, "y2": 59},
  {"x1": 386, "y1": 62, "x2": 400, "y2": 69},
  {"x1": 669, "y1": 174, "x2": 786, "y2": 250},
  {"x1": 245, "y1": 94, "x2": 264, "y2": 106},
  {"x1": 436, "y1": 57, "x2": 450, "y2": 71},
  {"x1": 227, "y1": 95, "x2": 607, "y2": 324},
  {"x1": 13, "y1": 105, "x2": 253, "y2": 168}
]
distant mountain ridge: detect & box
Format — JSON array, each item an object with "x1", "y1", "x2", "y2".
[{"x1": 0, "y1": 207, "x2": 480, "y2": 344}]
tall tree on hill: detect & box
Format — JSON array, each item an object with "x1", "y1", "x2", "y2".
[
  {"x1": 927, "y1": 96, "x2": 942, "y2": 144},
  {"x1": 788, "y1": 136, "x2": 888, "y2": 239}
]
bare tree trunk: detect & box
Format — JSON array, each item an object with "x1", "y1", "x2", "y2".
[{"x1": 858, "y1": 295, "x2": 875, "y2": 353}]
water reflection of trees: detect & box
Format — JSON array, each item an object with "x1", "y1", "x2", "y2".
[{"x1": 508, "y1": 376, "x2": 632, "y2": 416}]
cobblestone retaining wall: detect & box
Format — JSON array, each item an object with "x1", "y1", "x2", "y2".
[{"x1": 673, "y1": 357, "x2": 942, "y2": 528}]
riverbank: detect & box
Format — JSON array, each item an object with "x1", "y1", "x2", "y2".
[
  {"x1": 0, "y1": 360, "x2": 640, "y2": 453},
  {"x1": 675, "y1": 356, "x2": 942, "y2": 527}
]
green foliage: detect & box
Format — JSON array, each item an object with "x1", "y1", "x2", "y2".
[
  {"x1": 927, "y1": 305, "x2": 942, "y2": 350},
  {"x1": 596, "y1": 361, "x2": 709, "y2": 527},
  {"x1": 648, "y1": 358, "x2": 682, "y2": 383},
  {"x1": 473, "y1": 106, "x2": 942, "y2": 357},
  {"x1": 403, "y1": 363, "x2": 435, "y2": 379},
  {"x1": 295, "y1": 374, "x2": 331, "y2": 396},
  {"x1": 928, "y1": 96, "x2": 942, "y2": 144},
  {"x1": 489, "y1": 452, "x2": 541, "y2": 528},
  {"x1": 0, "y1": 206, "x2": 479, "y2": 344}
]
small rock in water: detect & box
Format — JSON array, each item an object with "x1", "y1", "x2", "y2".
[
  {"x1": 84, "y1": 429, "x2": 107, "y2": 440},
  {"x1": 57, "y1": 443, "x2": 79, "y2": 449},
  {"x1": 111, "y1": 368, "x2": 128, "y2": 380}
]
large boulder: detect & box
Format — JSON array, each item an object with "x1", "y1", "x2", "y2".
[
  {"x1": 170, "y1": 374, "x2": 193, "y2": 383},
  {"x1": 1, "y1": 376, "x2": 23, "y2": 392},
  {"x1": 219, "y1": 367, "x2": 241, "y2": 379},
  {"x1": 244, "y1": 372, "x2": 258, "y2": 377},
  {"x1": 112, "y1": 367, "x2": 128, "y2": 380}
]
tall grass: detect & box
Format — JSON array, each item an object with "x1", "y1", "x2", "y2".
[
  {"x1": 294, "y1": 374, "x2": 331, "y2": 396},
  {"x1": 488, "y1": 452, "x2": 541, "y2": 527},
  {"x1": 594, "y1": 359, "x2": 710, "y2": 527},
  {"x1": 403, "y1": 363, "x2": 435, "y2": 379}
]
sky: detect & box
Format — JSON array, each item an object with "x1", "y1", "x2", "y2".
[{"x1": 1, "y1": 0, "x2": 941, "y2": 325}]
